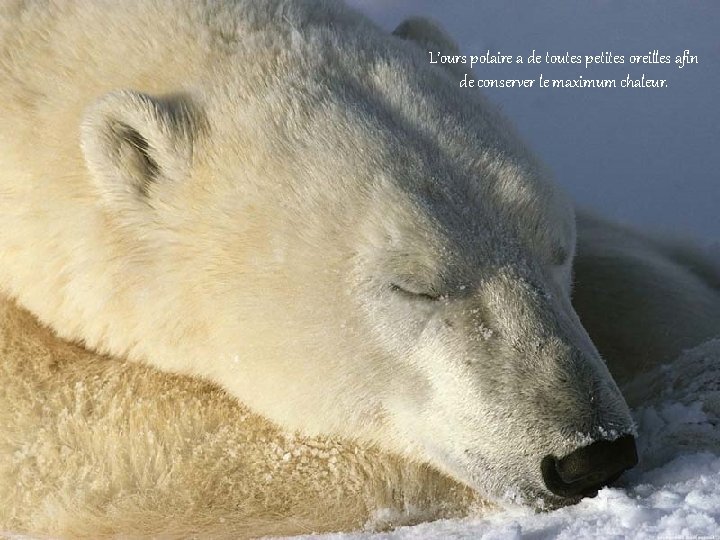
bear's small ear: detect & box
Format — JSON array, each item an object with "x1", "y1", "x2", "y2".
[
  {"x1": 392, "y1": 16, "x2": 460, "y2": 57},
  {"x1": 81, "y1": 90, "x2": 199, "y2": 208},
  {"x1": 392, "y1": 17, "x2": 467, "y2": 78}
]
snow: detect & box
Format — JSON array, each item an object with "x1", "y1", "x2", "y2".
[{"x1": 295, "y1": 340, "x2": 720, "y2": 540}]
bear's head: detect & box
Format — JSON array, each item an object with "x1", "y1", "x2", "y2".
[{"x1": 78, "y1": 30, "x2": 636, "y2": 510}]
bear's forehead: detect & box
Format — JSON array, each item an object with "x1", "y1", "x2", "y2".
[
  {"x1": 364, "y1": 164, "x2": 572, "y2": 276},
  {"x1": 206, "y1": 80, "x2": 571, "y2": 267},
  {"x1": 373, "y1": 145, "x2": 569, "y2": 251}
]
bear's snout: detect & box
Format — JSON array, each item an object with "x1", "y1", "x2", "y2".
[{"x1": 540, "y1": 435, "x2": 638, "y2": 499}]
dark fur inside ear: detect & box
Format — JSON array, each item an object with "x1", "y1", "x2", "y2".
[
  {"x1": 108, "y1": 121, "x2": 160, "y2": 197},
  {"x1": 81, "y1": 90, "x2": 202, "y2": 209}
]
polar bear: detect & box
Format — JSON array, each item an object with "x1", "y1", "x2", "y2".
[{"x1": 0, "y1": 0, "x2": 639, "y2": 521}]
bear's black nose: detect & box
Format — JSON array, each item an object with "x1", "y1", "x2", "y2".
[{"x1": 541, "y1": 435, "x2": 638, "y2": 499}]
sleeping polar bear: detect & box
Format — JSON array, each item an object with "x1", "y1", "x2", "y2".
[{"x1": 0, "y1": 0, "x2": 717, "y2": 536}]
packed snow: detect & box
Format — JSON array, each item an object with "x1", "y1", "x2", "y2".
[{"x1": 294, "y1": 340, "x2": 720, "y2": 540}]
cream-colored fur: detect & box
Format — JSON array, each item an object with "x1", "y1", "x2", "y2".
[
  {"x1": 1, "y1": 0, "x2": 635, "y2": 515},
  {"x1": 0, "y1": 295, "x2": 481, "y2": 538}
]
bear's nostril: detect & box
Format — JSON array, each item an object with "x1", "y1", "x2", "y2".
[{"x1": 541, "y1": 434, "x2": 638, "y2": 499}]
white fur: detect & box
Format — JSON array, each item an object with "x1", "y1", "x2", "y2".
[{"x1": 0, "y1": 0, "x2": 641, "y2": 520}]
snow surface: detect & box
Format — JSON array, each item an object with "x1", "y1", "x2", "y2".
[{"x1": 295, "y1": 339, "x2": 720, "y2": 540}]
